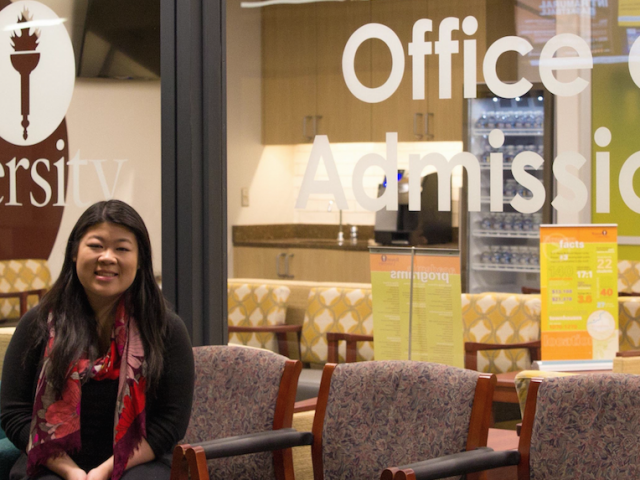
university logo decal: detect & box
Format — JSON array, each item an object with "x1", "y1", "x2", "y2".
[{"x1": 0, "y1": 1, "x2": 75, "y2": 260}]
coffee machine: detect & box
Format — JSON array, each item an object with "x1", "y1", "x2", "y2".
[{"x1": 374, "y1": 171, "x2": 452, "y2": 246}]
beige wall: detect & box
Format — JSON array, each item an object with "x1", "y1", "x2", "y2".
[{"x1": 48, "y1": 78, "x2": 161, "y2": 280}]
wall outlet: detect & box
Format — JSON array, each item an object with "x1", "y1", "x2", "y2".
[{"x1": 241, "y1": 187, "x2": 250, "y2": 207}]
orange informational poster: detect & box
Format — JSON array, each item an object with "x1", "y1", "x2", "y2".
[
  {"x1": 540, "y1": 225, "x2": 618, "y2": 362},
  {"x1": 369, "y1": 247, "x2": 463, "y2": 367}
]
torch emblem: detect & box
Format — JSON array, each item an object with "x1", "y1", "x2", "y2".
[{"x1": 10, "y1": 8, "x2": 40, "y2": 141}]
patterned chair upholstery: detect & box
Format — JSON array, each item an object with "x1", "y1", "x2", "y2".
[
  {"x1": 174, "y1": 346, "x2": 303, "y2": 480},
  {"x1": 300, "y1": 286, "x2": 373, "y2": 365},
  {"x1": 513, "y1": 370, "x2": 574, "y2": 418},
  {"x1": 0, "y1": 259, "x2": 51, "y2": 321},
  {"x1": 227, "y1": 282, "x2": 291, "y2": 353},
  {"x1": 525, "y1": 374, "x2": 640, "y2": 479},
  {"x1": 315, "y1": 361, "x2": 495, "y2": 480},
  {"x1": 388, "y1": 374, "x2": 640, "y2": 480},
  {"x1": 619, "y1": 296, "x2": 640, "y2": 351},
  {"x1": 618, "y1": 260, "x2": 640, "y2": 295},
  {"x1": 462, "y1": 293, "x2": 541, "y2": 373}
]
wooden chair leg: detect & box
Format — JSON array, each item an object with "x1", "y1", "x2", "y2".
[
  {"x1": 19, "y1": 292, "x2": 28, "y2": 318},
  {"x1": 346, "y1": 340, "x2": 357, "y2": 363},
  {"x1": 276, "y1": 331, "x2": 290, "y2": 358}
]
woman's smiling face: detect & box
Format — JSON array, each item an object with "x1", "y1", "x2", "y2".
[{"x1": 74, "y1": 222, "x2": 139, "y2": 312}]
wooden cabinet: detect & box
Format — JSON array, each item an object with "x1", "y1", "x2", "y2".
[
  {"x1": 233, "y1": 247, "x2": 294, "y2": 280},
  {"x1": 262, "y1": 2, "x2": 372, "y2": 144},
  {"x1": 371, "y1": 0, "x2": 429, "y2": 142},
  {"x1": 262, "y1": 0, "x2": 516, "y2": 144},
  {"x1": 262, "y1": 4, "x2": 317, "y2": 145},
  {"x1": 316, "y1": 2, "x2": 372, "y2": 143},
  {"x1": 234, "y1": 246, "x2": 371, "y2": 283}
]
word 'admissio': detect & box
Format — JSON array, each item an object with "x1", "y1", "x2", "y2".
[{"x1": 295, "y1": 127, "x2": 639, "y2": 215}]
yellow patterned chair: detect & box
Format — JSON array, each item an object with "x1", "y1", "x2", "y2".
[
  {"x1": 618, "y1": 296, "x2": 640, "y2": 352},
  {"x1": 296, "y1": 285, "x2": 373, "y2": 402},
  {"x1": 0, "y1": 259, "x2": 51, "y2": 322},
  {"x1": 618, "y1": 260, "x2": 640, "y2": 295},
  {"x1": 227, "y1": 281, "x2": 296, "y2": 356},
  {"x1": 462, "y1": 293, "x2": 541, "y2": 374},
  {"x1": 299, "y1": 285, "x2": 374, "y2": 366}
]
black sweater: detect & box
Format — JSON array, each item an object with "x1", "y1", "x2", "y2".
[{"x1": 0, "y1": 308, "x2": 194, "y2": 470}]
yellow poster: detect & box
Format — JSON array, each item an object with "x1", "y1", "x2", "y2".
[
  {"x1": 619, "y1": 0, "x2": 640, "y2": 26},
  {"x1": 369, "y1": 247, "x2": 463, "y2": 367},
  {"x1": 540, "y1": 225, "x2": 618, "y2": 361}
]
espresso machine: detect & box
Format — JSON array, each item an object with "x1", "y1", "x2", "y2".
[{"x1": 374, "y1": 171, "x2": 452, "y2": 246}]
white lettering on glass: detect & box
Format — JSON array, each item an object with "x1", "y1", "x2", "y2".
[
  {"x1": 30, "y1": 159, "x2": 52, "y2": 207},
  {"x1": 352, "y1": 133, "x2": 399, "y2": 211},
  {"x1": 295, "y1": 136, "x2": 349, "y2": 210},
  {"x1": 594, "y1": 127, "x2": 612, "y2": 213},
  {"x1": 538, "y1": 33, "x2": 592, "y2": 97},
  {"x1": 342, "y1": 24, "x2": 404, "y2": 103},
  {"x1": 510, "y1": 152, "x2": 545, "y2": 214},
  {"x1": 488, "y1": 129, "x2": 505, "y2": 212},
  {"x1": 408, "y1": 151, "x2": 480, "y2": 211},
  {"x1": 551, "y1": 152, "x2": 588, "y2": 213}
]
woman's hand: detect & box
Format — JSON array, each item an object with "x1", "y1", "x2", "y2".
[
  {"x1": 65, "y1": 468, "x2": 89, "y2": 480},
  {"x1": 86, "y1": 459, "x2": 113, "y2": 480},
  {"x1": 44, "y1": 454, "x2": 87, "y2": 480}
]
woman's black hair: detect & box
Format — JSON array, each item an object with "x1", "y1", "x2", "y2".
[{"x1": 35, "y1": 200, "x2": 167, "y2": 395}]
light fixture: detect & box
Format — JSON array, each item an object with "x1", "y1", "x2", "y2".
[
  {"x1": 241, "y1": 0, "x2": 345, "y2": 8},
  {"x1": 3, "y1": 18, "x2": 66, "y2": 31}
]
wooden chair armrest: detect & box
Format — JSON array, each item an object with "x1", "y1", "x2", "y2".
[
  {"x1": 172, "y1": 429, "x2": 314, "y2": 480},
  {"x1": 0, "y1": 289, "x2": 46, "y2": 318},
  {"x1": 293, "y1": 396, "x2": 317, "y2": 413},
  {"x1": 228, "y1": 325, "x2": 301, "y2": 333},
  {"x1": 228, "y1": 325, "x2": 302, "y2": 359},
  {"x1": 326, "y1": 332, "x2": 374, "y2": 364},
  {"x1": 616, "y1": 350, "x2": 640, "y2": 357},
  {"x1": 382, "y1": 448, "x2": 520, "y2": 480},
  {"x1": 464, "y1": 340, "x2": 541, "y2": 371}
]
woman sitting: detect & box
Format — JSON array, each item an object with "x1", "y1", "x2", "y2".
[{"x1": 1, "y1": 200, "x2": 194, "y2": 480}]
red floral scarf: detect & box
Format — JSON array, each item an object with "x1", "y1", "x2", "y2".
[{"x1": 27, "y1": 299, "x2": 147, "y2": 480}]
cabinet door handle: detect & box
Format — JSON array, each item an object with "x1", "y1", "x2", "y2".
[
  {"x1": 276, "y1": 252, "x2": 287, "y2": 278},
  {"x1": 313, "y1": 115, "x2": 322, "y2": 137},
  {"x1": 413, "y1": 113, "x2": 424, "y2": 139},
  {"x1": 303, "y1": 116, "x2": 313, "y2": 141},
  {"x1": 424, "y1": 112, "x2": 434, "y2": 139},
  {"x1": 284, "y1": 253, "x2": 294, "y2": 279}
]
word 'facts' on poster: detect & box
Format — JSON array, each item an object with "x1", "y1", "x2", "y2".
[{"x1": 540, "y1": 224, "x2": 618, "y2": 361}]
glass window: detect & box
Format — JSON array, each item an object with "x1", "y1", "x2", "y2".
[
  {"x1": 227, "y1": 0, "x2": 639, "y2": 292},
  {"x1": 0, "y1": 0, "x2": 162, "y2": 295}
]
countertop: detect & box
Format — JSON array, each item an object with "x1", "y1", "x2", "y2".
[{"x1": 233, "y1": 225, "x2": 458, "y2": 252}]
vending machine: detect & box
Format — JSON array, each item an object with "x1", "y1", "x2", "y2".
[{"x1": 460, "y1": 84, "x2": 554, "y2": 293}]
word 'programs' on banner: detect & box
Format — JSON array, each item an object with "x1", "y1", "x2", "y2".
[
  {"x1": 540, "y1": 224, "x2": 618, "y2": 362},
  {"x1": 369, "y1": 247, "x2": 463, "y2": 367}
]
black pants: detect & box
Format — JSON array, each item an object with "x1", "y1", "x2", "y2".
[{"x1": 10, "y1": 453, "x2": 171, "y2": 480}]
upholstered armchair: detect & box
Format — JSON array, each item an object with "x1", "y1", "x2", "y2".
[
  {"x1": 312, "y1": 361, "x2": 495, "y2": 480},
  {"x1": 386, "y1": 374, "x2": 640, "y2": 480},
  {"x1": 618, "y1": 260, "x2": 640, "y2": 295},
  {"x1": 296, "y1": 286, "x2": 374, "y2": 402},
  {"x1": 0, "y1": 259, "x2": 50, "y2": 321},
  {"x1": 462, "y1": 293, "x2": 541, "y2": 373},
  {"x1": 300, "y1": 286, "x2": 374, "y2": 365},
  {"x1": 171, "y1": 346, "x2": 312, "y2": 480},
  {"x1": 227, "y1": 282, "x2": 301, "y2": 358}
]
